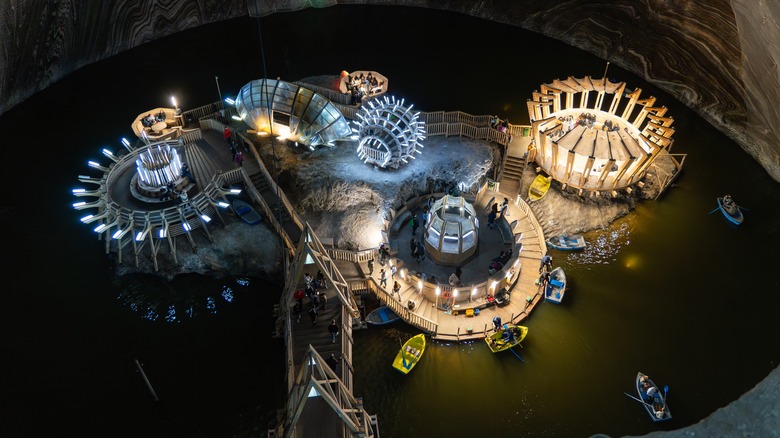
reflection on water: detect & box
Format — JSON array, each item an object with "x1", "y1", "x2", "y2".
[
  {"x1": 567, "y1": 222, "x2": 633, "y2": 267},
  {"x1": 114, "y1": 273, "x2": 251, "y2": 322}
]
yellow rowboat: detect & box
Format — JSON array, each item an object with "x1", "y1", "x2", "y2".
[
  {"x1": 485, "y1": 324, "x2": 528, "y2": 353},
  {"x1": 528, "y1": 175, "x2": 552, "y2": 202},
  {"x1": 392, "y1": 333, "x2": 426, "y2": 374}
]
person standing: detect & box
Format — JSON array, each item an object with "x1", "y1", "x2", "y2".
[
  {"x1": 223, "y1": 126, "x2": 232, "y2": 145},
  {"x1": 393, "y1": 280, "x2": 402, "y2": 301},
  {"x1": 293, "y1": 301, "x2": 302, "y2": 323},
  {"x1": 316, "y1": 269, "x2": 326, "y2": 289},
  {"x1": 416, "y1": 240, "x2": 425, "y2": 262},
  {"x1": 326, "y1": 353, "x2": 339, "y2": 372},
  {"x1": 492, "y1": 316, "x2": 502, "y2": 331},
  {"x1": 378, "y1": 243, "x2": 387, "y2": 266},
  {"x1": 455, "y1": 266, "x2": 463, "y2": 283},
  {"x1": 367, "y1": 258, "x2": 374, "y2": 275},
  {"x1": 379, "y1": 268, "x2": 387, "y2": 288},
  {"x1": 410, "y1": 237, "x2": 417, "y2": 255},
  {"x1": 328, "y1": 319, "x2": 339, "y2": 343},
  {"x1": 500, "y1": 197, "x2": 509, "y2": 218},
  {"x1": 410, "y1": 213, "x2": 419, "y2": 236},
  {"x1": 235, "y1": 150, "x2": 244, "y2": 167},
  {"x1": 487, "y1": 210, "x2": 497, "y2": 230},
  {"x1": 540, "y1": 254, "x2": 553, "y2": 272},
  {"x1": 293, "y1": 289, "x2": 304, "y2": 319},
  {"x1": 390, "y1": 264, "x2": 397, "y2": 280},
  {"x1": 229, "y1": 139, "x2": 238, "y2": 161},
  {"x1": 308, "y1": 304, "x2": 318, "y2": 325},
  {"x1": 304, "y1": 273, "x2": 313, "y2": 288},
  {"x1": 180, "y1": 163, "x2": 194, "y2": 182},
  {"x1": 318, "y1": 291, "x2": 327, "y2": 309}
]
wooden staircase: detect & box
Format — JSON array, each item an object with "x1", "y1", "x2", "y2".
[
  {"x1": 249, "y1": 172, "x2": 294, "y2": 225},
  {"x1": 499, "y1": 154, "x2": 526, "y2": 199}
]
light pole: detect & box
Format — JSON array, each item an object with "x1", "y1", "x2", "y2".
[
  {"x1": 214, "y1": 76, "x2": 223, "y2": 102},
  {"x1": 257, "y1": 17, "x2": 283, "y2": 229}
]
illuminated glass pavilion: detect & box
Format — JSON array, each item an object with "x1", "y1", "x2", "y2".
[{"x1": 235, "y1": 78, "x2": 352, "y2": 147}]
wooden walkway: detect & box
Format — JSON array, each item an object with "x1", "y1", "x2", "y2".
[{"x1": 145, "y1": 109, "x2": 544, "y2": 436}]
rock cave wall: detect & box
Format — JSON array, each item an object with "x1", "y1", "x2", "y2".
[
  {"x1": 2, "y1": 1, "x2": 780, "y2": 183},
  {"x1": 1, "y1": 1, "x2": 777, "y2": 434}
]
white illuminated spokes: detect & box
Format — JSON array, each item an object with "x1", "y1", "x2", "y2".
[
  {"x1": 136, "y1": 144, "x2": 182, "y2": 187},
  {"x1": 354, "y1": 95, "x2": 426, "y2": 169}
]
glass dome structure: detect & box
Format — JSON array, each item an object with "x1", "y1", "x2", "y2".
[
  {"x1": 424, "y1": 195, "x2": 479, "y2": 266},
  {"x1": 234, "y1": 78, "x2": 352, "y2": 147}
]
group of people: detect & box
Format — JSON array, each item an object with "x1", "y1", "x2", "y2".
[
  {"x1": 158, "y1": 182, "x2": 185, "y2": 203},
  {"x1": 294, "y1": 271, "x2": 328, "y2": 325},
  {"x1": 141, "y1": 111, "x2": 166, "y2": 128},
  {"x1": 488, "y1": 248, "x2": 513, "y2": 274},
  {"x1": 156, "y1": 162, "x2": 194, "y2": 203},
  {"x1": 345, "y1": 72, "x2": 382, "y2": 104},
  {"x1": 377, "y1": 243, "x2": 390, "y2": 266},
  {"x1": 489, "y1": 115, "x2": 510, "y2": 133},
  {"x1": 537, "y1": 254, "x2": 554, "y2": 288},
  {"x1": 640, "y1": 374, "x2": 666, "y2": 417},
  {"x1": 487, "y1": 198, "x2": 510, "y2": 230},
  {"x1": 223, "y1": 126, "x2": 244, "y2": 167}
]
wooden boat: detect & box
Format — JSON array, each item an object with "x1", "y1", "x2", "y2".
[
  {"x1": 365, "y1": 305, "x2": 400, "y2": 326},
  {"x1": 392, "y1": 333, "x2": 426, "y2": 374},
  {"x1": 635, "y1": 372, "x2": 672, "y2": 422},
  {"x1": 546, "y1": 234, "x2": 586, "y2": 251},
  {"x1": 528, "y1": 174, "x2": 552, "y2": 202},
  {"x1": 717, "y1": 197, "x2": 743, "y2": 225},
  {"x1": 485, "y1": 324, "x2": 528, "y2": 353},
  {"x1": 232, "y1": 198, "x2": 262, "y2": 225},
  {"x1": 544, "y1": 267, "x2": 567, "y2": 304}
]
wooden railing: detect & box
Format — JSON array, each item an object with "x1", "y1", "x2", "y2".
[
  {"x1": 199, "y1": 118, "x2": 304, "y2": 254},
  {"x1": 293, "y1": 80, "x2": 352, "y2": 105},
  {"x1": 514, "y1": 194, "x2": 547, "y2": 253}
]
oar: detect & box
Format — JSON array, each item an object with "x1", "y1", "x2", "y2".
[
  {"x1": 663, "y1": 385, "x2": 669, "y2": 404},
  {"x1": 624, "y1": 392, "x2": 652, "y2": 406},
  {"x1": 399, "y1": 337, "x2": 407, "y2": 368},
  {"x1": 509, "y1": 347, "x2": 526, "y2": 363},
  {"x1": 737, "y1": 205, "x2": 750, "y2": 212},
  {"x1": 707, "y1": 207, "x2": 720, "y2": 215}
]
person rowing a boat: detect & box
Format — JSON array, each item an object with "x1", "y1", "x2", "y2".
[
  {"x1": 723, "y1": 194, "x2": 736, "y2": 213},
  {"x1": 646, "y1": 385, "x2": 657, "y2": 401}
]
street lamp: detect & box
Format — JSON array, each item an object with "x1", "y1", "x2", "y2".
[
  {"x1": 214, "y1": 76, "x2": 223, "y2": 102},
  {"x1": 171, "y1": 95, "x2": 180, "y2": 115}
]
